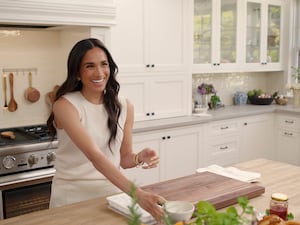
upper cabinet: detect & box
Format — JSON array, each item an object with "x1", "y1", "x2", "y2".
[
  {"x1": 111, "y1": 0, "x2": 189, "y2": 121},
  {"x1": 110, "y1": 0, "x2": 188, "y2": 74},
  {"x1": 244, "y1": 0, "x2": 284, "y2": 71},
  {"x1": 118, "y1": 74, "x2": 188, "y2": 121},
  {"x1": 192, "y1": 0, "x2": 286, "y2": 73},
  {"x1": 193, "y1": 0, "x2": 242, "y2": 73}
]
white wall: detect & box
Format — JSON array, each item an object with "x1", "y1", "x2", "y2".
[{"x1": 0, "y1": 28, "x2": 89, "y2": 128}]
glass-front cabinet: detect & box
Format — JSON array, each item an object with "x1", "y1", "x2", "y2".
[
  {"x1": 245, "y1": 0, "x2": 284, "y2": 71},
  {"x1": 192, "y1": 0, "x2": 285, "y2": 73},
  {"x1": 193, "y1": 0, "x2": 241, "y2": 73}
]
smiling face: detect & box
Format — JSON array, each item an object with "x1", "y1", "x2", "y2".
[{"x1": 79, "y1": 47, "x2": 110, "y2": 104}]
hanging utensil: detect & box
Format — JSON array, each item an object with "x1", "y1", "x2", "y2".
[
  {"x1": 24, "y1": 72, "x2": 40, "y2": 103},
  {"x1": 2, "y1": 74, "x2": 8, "y2": 111},
  {"x1": 7, "y1": 73, "x2": 18, "y2": 112}
]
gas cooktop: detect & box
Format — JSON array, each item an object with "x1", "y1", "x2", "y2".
[
  {"x1": 0, "y1": 124, "x2": 58, "y2": 176},
  {"x1": 0, "y1": 124, "x2": 56, "y2": 147}
]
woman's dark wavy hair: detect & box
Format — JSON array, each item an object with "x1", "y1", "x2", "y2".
[{"x1": 47, "y1": 38, "x2": 121, "y2": 150}]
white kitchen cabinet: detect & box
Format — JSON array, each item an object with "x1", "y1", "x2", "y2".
[
  {"x1": 110, "y1": 0, "x2": 187, "y2": 74},
  {"x1": 118, "y1": 74, "x2": 188, "y2": 122},
  {"x1": 192, "y1": 0, "x2": 242, "y2": 73},
  {"x1": 122, "y1": 125, "x2": 203, "y2": 185},
  {"x1": 192, "y1": 0, "x2": 286, "y2": 73},
  {"x1": 203, "y1": 119, "x2": 240, "y2": 166},
  {"x1": 121, "y1": 134, "x2": 160, "y2": 186},
  {"x1": 276, "y1": 115, "x2": 300, "y2": 166},
  {"x1": 159, "y1": 126, "x2": 201, "y2": 181},
  {"x1": 243, "y1": 0, "x2": 285, "y2": 71},
  {"x1": 239, "y1": 113, "x2": 274, "y2": 161}
]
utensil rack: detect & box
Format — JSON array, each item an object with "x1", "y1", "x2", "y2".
[{"x1": 2, "y1": 67, "x2": 37, "y2": 75}]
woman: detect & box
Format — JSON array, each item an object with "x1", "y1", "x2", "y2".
[{"x1": 47, "y1": 38, "x2": 165, "y2": 221}]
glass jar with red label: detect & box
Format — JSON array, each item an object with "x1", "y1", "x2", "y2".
[{"x1": 270, "y1": 193, "x2": 288, "y2": 220}]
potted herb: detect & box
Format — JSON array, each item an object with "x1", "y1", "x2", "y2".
[{"x1": 209, "y1": 94, "x2": 221, "y2": 109}]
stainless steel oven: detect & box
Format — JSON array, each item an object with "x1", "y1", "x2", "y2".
[{"x1": 0, "y1": 124, "x2": 57, "y2": 219}]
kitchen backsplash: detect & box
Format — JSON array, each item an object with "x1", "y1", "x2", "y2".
[{"x1": 192, "y1": 71, "x2": 284, "y2": 106}]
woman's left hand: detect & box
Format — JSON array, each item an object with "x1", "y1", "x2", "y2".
[{"x1": 139, "y1": 148, "x2": 160, "y2": 169}]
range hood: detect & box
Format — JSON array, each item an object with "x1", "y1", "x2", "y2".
[{"x1": 0, "y1": 0, "x2": 116, "y2": 28}]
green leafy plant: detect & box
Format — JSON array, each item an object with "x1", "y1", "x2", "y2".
[
  {"x1": 127, "y1": 185, "x2": 256, "y2": 225},
  {"x1": 210, "y1": 94, "x2": 221, "y2": 109},
  {"x1": 190, "y1": 197, "x2": 254, "y2": 225},
  {"x1": 127, "y1": 184, "x2": 142, "y2": 225}
]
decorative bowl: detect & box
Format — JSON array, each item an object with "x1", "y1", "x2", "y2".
[
  {"x1": 165, "y1": 201, "x2": 194, "y2": 222},
  {"x1": 248, "y1": 96, "x2": 273, "y2": 105},
  {"x1": 275, "y1": 97, "x2": 288, "y2": 105}
]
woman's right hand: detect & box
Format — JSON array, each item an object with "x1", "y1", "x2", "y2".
[{"x1": 136, "y1": 188, "x2": 166, "y2": 222}]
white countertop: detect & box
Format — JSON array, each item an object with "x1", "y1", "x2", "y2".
[{"x1": 133, "y1": 103, "x2": 300, "y2": 133}]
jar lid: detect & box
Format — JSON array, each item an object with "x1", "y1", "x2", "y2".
[{"x1": 271, "y1": 193, "x2": 288, "y2": 201}]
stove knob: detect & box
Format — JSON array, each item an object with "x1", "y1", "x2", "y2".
[
  {"x1": 2, "y1": 156, "x2": 16, "y2": 169},
  {"x1": 47, "y1": 152, "x2": 56, "y2": 164},
  {"x1": 28, "y1": 154, "x2": 39, "y2": 167}
]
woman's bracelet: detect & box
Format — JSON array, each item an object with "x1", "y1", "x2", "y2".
[{"x1": 134, "y1": 152, "x2": 144, "y2": 167}]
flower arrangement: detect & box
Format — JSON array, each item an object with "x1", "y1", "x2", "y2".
[{"x1": 197, "y1": 83, "x2": 216, "y2": 95}]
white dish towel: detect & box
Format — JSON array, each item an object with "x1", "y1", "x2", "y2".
[{"x1": 196, "y1": 164, "x2": 261, "y2": 183}]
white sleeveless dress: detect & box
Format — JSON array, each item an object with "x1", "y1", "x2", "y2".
[{"x1": 50, "y1": 92, "x2": 127, "y2": 207}]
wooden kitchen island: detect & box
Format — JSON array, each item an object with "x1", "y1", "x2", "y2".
[{"x1": 0, "y1": 158, "x2": 300, "y2": 225}]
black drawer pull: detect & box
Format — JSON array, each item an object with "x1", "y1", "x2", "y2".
[
  {"x1": 284, "y1": 132, "x2": 293, "y2": 136},
  {"x1": 285, "y1": 120, "x2": 294, "y2": 124},
  {"x1": 220, "y1": 126, "x2": 229, "y2": 130}
]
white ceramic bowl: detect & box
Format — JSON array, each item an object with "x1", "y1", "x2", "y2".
[{"x1": 165, "y1": 201, "x2": 195, "y2": 222}]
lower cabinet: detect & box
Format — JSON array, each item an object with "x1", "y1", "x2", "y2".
[
  {"x1": 122, "y1": 112, "x2": 294, "y2": 186},
  {"x1": 203, "y1": 119, "x2": 240, "y2": 166},
  {"x1": 121, "y1": 133, "x2": 161, "y2": 186},
  {"x1": 276, "y1": 114, "x2": 300, "y2": 165},
  {"x1": 121, "y1": 125, "x2": 203, "y2": 185},
  {"x1": 203, "y1": 113, "x2": 274, "y2": 166},
  {"x1": 239, "y1": 114, "x2": 275, "y2": 162}
]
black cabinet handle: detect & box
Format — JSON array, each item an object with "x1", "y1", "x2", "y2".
[
  {"x1": 284, "y1": 132, "x2": 293, "y2": 136},
  {"x1": 220, "y1": 126, "x2": 229, "y2": 130},
  {"x1": 162, "y1": 136, "x2": 171, "y2": 140},
  {"x1": 285, "y1": 120, "x2": 294, "y2": 124}
]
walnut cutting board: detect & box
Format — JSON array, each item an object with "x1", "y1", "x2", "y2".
[{"x1": 142, "y1": 172, "x2": 265, "y2": 209}]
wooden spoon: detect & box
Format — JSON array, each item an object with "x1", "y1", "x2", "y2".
[
  {"x1": 8, "y1": 73, "x2": 18, "y2": 112},
  {"x1": 24, "y1": 72, "x2": 40, "y2": 103}
]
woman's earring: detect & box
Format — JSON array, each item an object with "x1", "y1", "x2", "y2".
[{"x1": 103, "y1": 89, "x2": 106, "y2": 95}]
